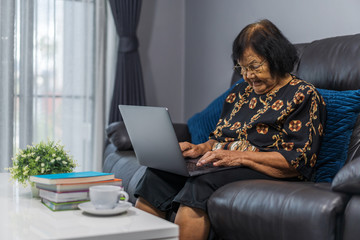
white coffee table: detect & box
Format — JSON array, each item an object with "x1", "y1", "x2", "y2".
[{"x1": 0, "y1": 173, "x2": 178, "y2": 240}]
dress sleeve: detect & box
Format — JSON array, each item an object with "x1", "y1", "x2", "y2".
[{"x1": 276, "y1": 86, "x2": 326, "y2": 180}]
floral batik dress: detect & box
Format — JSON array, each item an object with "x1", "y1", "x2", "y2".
[{"x1": 209, "y1": 76, "x2": 327, "y2": 180}]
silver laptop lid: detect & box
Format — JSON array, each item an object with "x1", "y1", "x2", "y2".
[{"x1": 118, "y1": 105, "x2": 190, "y2": 176}]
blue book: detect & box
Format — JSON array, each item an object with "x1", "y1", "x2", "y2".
[{"x1": 30, "y1": 171, "x2": 114, "y2": 185}]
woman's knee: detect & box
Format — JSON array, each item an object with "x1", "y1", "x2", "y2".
[
  {"x1": 176, "y1": 204, "x2": 208, "y2": 220},
  {"x1": 135, "y1": 197, "x2": 166, "y2": 219}
]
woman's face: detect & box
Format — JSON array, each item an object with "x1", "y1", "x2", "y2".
[{"x1": 238, "y1": 48, "x2": 279, "y2": 95}]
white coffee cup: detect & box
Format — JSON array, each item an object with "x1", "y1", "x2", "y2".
[{"x1": 89, "y1": 185, "x2": 129, "y2": 209}]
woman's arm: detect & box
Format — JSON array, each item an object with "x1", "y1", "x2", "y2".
[{"x1": 198, "y1": 150, "x2": 299, "y2": 178}]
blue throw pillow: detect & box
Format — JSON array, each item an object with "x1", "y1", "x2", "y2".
[
  {"x1": 187, "y1": 79, "x2": 244, "y2": 144},
  {"x1": 315, "y1": 89, "x2": 360, "y2": 182},
  {"x1": 187, "y1": 82, "x2": 360, "y2": 183}
]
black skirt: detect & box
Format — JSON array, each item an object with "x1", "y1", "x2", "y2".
[{"x1": 134, "y1": 167, "x2": 285, "y2": 213}]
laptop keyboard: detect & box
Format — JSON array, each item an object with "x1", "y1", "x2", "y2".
[{"x1": 186, "y1": 158, "x2": 214, "y2": 172}]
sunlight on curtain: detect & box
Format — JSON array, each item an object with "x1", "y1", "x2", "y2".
[
  {"x1": 31, "y1": 0, "x2": 95, "y2": 171},
  {"x1": 0, "y1": 0, "x2": 15, "y2": 171},
  {"x1": 0, "y1": 0, "x2": 107, "y2": 172}
]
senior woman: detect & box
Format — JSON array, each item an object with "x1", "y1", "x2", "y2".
[{"x1": 134, "y1": 19, "x2": 326, "y2": 240}]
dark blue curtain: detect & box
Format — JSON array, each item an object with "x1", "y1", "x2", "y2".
[{"x1": 108, "y1": 0, "x2": 146, "y2": 123}]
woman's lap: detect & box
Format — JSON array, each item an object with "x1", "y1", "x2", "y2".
[
  {"x1": 134, "y1": 167, "x2": 279, "y2": 212},
  {"x1": 134, "y1": 168, "x2": 188, "y2": 212}
]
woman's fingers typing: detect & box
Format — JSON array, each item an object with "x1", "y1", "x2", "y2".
[
  {"x1": 179, "y1": 142, "x2": 200, "y2": 158},
  {"x1": 179, "y1": 142, "x2": 192, "y2": 152},
  {"x1": 197, "y1": 151, "x2": 217, "y2": 166},
  {"x1": 197, "y1": 150, "x2": 243, "y2": 167}
]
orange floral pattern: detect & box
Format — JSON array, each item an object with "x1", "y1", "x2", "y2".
[
  {"x1": 282, "y1": 142, "x2": 294, "y2": 151},
  {"x1": 256, "y1": 123, "x2": 269, "y2": 134},
  {"x1": 230, "y1": 122, "x2": 241, "y2": 130},
  {"x1": 249, "y1": 97, "x2": 257, "y2": 109},
  {"x1": 226, "y1": 93, "x2": 236, "y2": 103},
  {"x1": 294, "y1": 92, "x2": 305, "y2": 104},
  {"x1": 289, "y1": 120, "x2": 302, "y2": 132},
  {"x1": 272, "y1": 100, "x2": 283, "y2": 110}
]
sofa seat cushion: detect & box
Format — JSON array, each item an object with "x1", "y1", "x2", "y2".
[
  {"x1": 342, "y1": 196, "x2": 360, "y2": 240},
  {"x1": 208, "y1": 180, "x2": 348, "y2": 240}
]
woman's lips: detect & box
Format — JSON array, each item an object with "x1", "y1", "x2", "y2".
[{"x1": 251, "y1": 80, "x2": 262, "y2": 86}]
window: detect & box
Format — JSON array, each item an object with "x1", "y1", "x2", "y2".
[{"x1": 1, "y1": 0, "x2": 108, "y2": 172}]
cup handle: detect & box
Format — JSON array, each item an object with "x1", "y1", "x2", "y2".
[{"x1": 118, "y1": 190, "x2": 129, "y2": 202}]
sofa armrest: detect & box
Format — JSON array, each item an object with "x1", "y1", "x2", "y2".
[
  {"x1": 106, "y1": 121, "x2": 192, "y2": 151},
  {"x1": 332, "y1": 156, "x2": 360, "y2": 194},
  {"x1": 106, "y1": 122, "x2": 132, "y2": 150},
  {"x1": 208, "y1": 180, "x2": 349, "y2": 240}
]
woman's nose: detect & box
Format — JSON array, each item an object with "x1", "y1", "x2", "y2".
[{"x1": 245, "y1": 71, "x2": 254, "y2": 79}]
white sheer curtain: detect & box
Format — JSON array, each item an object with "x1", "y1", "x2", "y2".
[
  {"x1": 0, "y1": 0, "x2": 111, "y2": 172},
  {"x1": 0, "y1": 0, "x2": 16, "y2": 171}
]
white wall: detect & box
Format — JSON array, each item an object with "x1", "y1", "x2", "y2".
[
  {"x1": 138, "y1": 0, "x2": 185, "y2": 123},
  {"x1": 184, "y1": 0, "x2": 360, "y2": 120},
  {"x1": 137, "y1": 0, "x2": 360, "y2": 122}
]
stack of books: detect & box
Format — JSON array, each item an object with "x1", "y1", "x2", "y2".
[{"x1": 30, "y1": 171, "x2": 122, "y2": 211}]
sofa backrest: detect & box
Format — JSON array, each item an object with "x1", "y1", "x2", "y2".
[{"x1": 294, "y1": 34, "x2": 360, "y2": 91}]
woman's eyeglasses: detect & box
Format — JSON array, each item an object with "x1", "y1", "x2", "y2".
[{"x1": 233, "y1": 60, "x2": 266, "y2": 76}]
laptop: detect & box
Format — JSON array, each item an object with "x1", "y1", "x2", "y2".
[{"x1": 118, "y1": 105, "x2": 239, "y2": 177}]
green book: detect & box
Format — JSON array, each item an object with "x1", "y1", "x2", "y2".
[{"x1": 41, "y1": 198, "x2": 89, "y2": 211}]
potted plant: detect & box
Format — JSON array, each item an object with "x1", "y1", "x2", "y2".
[{"x1": 6, "y1": 140, "x2": 77, "y2": 196}]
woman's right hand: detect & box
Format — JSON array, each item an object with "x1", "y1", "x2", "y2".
[{"x1": 179, "y1": 140, "x2": 215, "y2": 159}]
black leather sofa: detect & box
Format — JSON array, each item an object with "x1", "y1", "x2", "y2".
[{"x1": 103, "y1": 33, "x2": 360, "y2": 240}]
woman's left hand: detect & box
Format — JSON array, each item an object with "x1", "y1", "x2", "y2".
[{"x1": 197, "y1": 150, "x2": 243, "y2": 167}]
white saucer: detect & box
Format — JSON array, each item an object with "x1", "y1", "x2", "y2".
[{"x1": 78, "y1": 201, "x2": 132, "y2": 216}]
